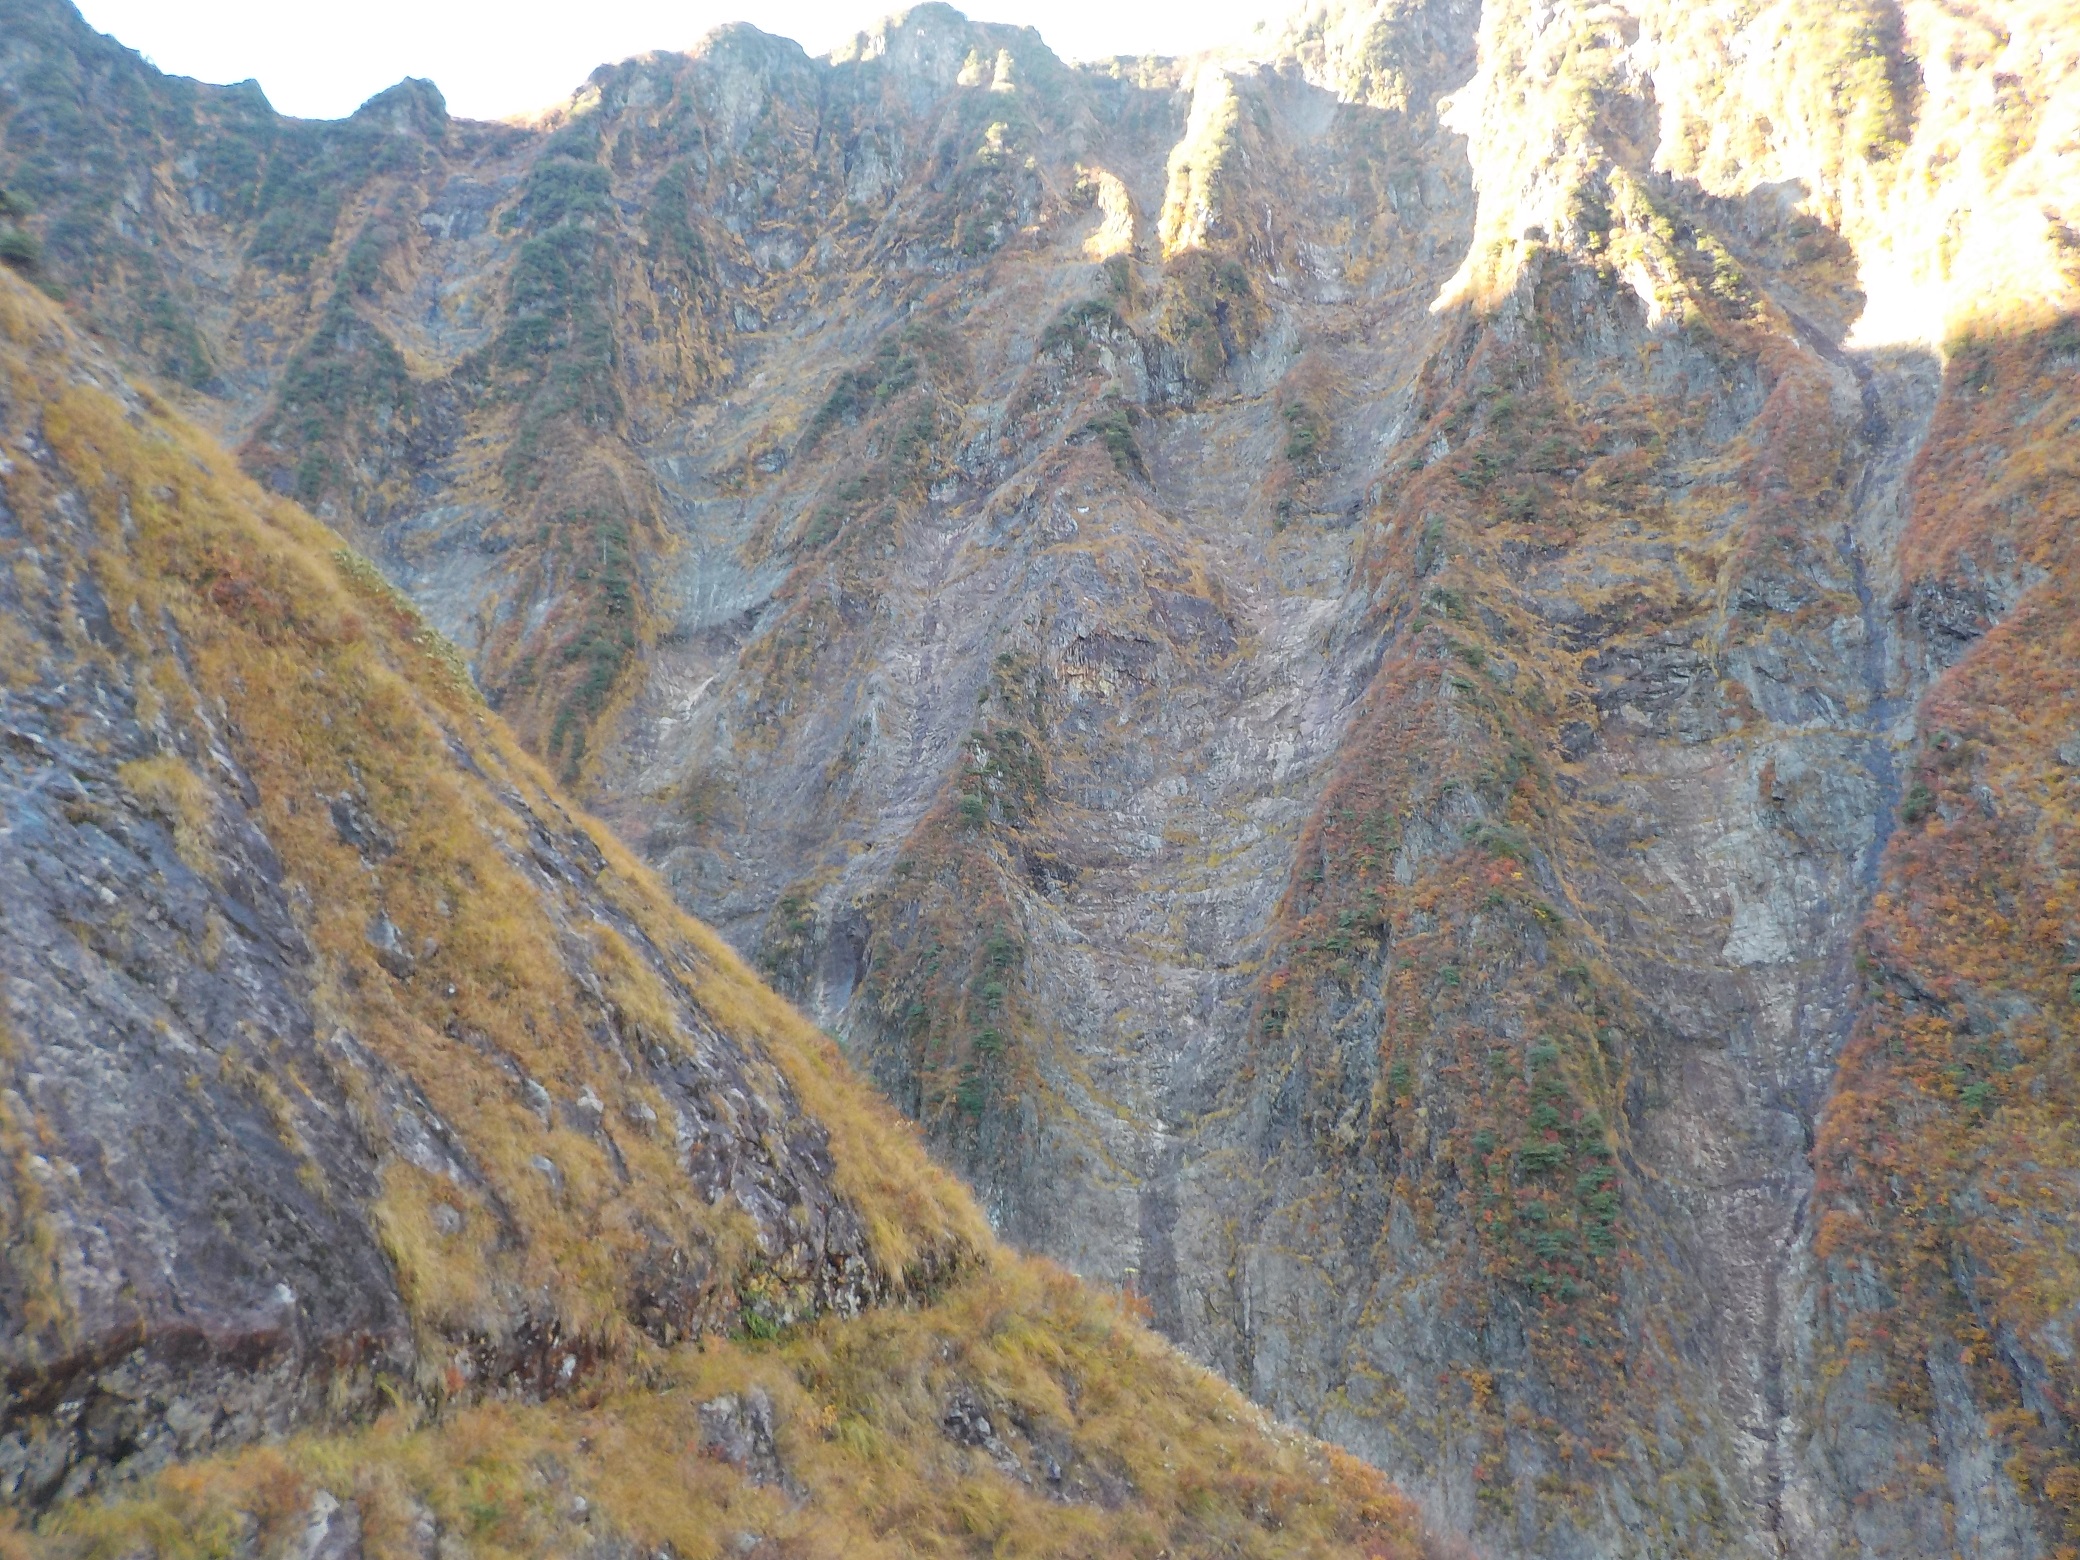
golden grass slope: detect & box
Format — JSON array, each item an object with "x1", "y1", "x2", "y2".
[
  {"x1": 1, "y1": 261, "x2": 981, "y2": 1356},
  {"x1": 24, "y1": 1260, "x2": 1428, "y2": 1560}
]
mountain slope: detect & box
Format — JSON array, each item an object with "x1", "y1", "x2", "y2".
[
  {"x1": 1809, "y1": 316, "x2": 2080, "y2": 1558},
  {"x1": 3, "y1": 0, "x2": 2080, "y2": 1555},
  {"x1": 1162, "y1": 2, "x2": 2080, "y2": 1554},
  {"x1": 0, "y1": 266, "x2": 1430, "y2": 1558},
  {"x1": 0, "y1": 0, "x2": 1482, "y2": 1298}
]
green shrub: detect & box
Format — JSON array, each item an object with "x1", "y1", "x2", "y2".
[
  {"x1": 1039, "y1": 297, "x2": 1123, "y2": 357},
  {"x1": 1089, "y1": 404, "x2": 1145, "y2": 472},
  {"x1": 0, "y1": 227, "x2": 42, "y2": 273},
  {"x1": 1283, "y1": 400, "x2": 1327, "y2": 465},
  {"x1": 1517, "y1": 1141, "x2": 1568, "y2": 1174}
]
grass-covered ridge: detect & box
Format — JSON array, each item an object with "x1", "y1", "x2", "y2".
[{"x1": 0, "y1": 266, "x2": 1429, "y2": 1558}]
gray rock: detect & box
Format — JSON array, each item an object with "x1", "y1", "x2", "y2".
[{"x1": 696, "y1": 1389, "x2": 802, "y2": 1498}]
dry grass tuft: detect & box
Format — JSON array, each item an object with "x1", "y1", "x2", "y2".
[{"x1": 115, "y1": 754, "x2": 214, "y2": 872}]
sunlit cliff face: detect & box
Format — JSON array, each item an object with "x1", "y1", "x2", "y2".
[{"x1": 1433, "y1": 0, "x2": 2078, "y2": 345}]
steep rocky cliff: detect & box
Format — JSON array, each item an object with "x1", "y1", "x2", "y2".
[
  {"x1": 1164, "y1": 5, "x2": 2080, "y2": 1556},
  {"x1": 0, "y1": 262, "x2": 1434, "y2": 1556},
  {"x1": 2, "y1": 0, "x2": 2077, "y2": 1554}
]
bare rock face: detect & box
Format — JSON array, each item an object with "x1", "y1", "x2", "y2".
[
  {"x1": 3, "y1": 0, "x2": 2079, "y2": 1554},
  {"x1": 697, "y1": 1388, "x2": 802, "y2": 1495}
]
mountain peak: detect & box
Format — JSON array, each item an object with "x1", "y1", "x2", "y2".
[{"x1": 350, "y1": 76, "x2": 449, "y2": 136}]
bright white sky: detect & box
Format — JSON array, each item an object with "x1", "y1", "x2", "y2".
[{"x1": 72, "y1": 1, "x2": 1277, "y2": 123}]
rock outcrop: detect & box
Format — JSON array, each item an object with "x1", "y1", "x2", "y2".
[{"x1": 2, "y1": 0, "x2": 2078, "y2": 1552}]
